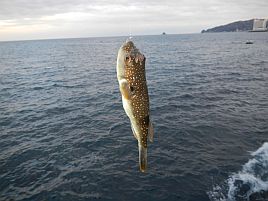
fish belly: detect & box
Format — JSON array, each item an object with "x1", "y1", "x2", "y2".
[{"x1": 122, "y1": 97, "x2": 141, "y2": 137}]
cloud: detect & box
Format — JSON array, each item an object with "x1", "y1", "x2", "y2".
[
  {"x1": 0, "y1": 0, "x2": 267, "y2": 41},
  {"x1": 1, "y1": 0, "x2": 267, "y2": 21}
]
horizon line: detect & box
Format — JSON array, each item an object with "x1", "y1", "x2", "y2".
[{"x1": 0, "y1": 32, "x2": 202, "y2": 43}]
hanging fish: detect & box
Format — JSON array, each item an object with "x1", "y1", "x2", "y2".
[{"x1": 116, "y1": 39, "x2": 153, "y2": 172}]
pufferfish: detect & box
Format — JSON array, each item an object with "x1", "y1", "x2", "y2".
[{"x1": 116, "y1": 39, "x2": 153, "y2": 172}]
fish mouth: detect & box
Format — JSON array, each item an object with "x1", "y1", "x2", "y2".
[
  {"x1": 121, "y1": 40, "x2": 145, "y2": 65},
  {"x1": 123, "y1": 40, "x2": 136, "y2": 52}
]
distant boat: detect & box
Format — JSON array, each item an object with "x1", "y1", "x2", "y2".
[
  {"x1": 245, "y1": 40, "x2": 254, "y2": 44},
  {"x1": 162, "y1": 32, "x2": 166, "y2": 35}
]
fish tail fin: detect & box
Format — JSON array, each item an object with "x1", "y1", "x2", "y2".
[
  {"x1": 148, "y1": 121, "x2": 154, "y2": 143},
  {"x1": 138, "y1": 143, "x2": 147, "y2": 172}
]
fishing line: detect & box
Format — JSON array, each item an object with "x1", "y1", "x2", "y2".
[{"x1": 128, "y1": 24, "x2": 133, "y2": 41}]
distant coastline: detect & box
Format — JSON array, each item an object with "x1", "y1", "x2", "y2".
[
  {"x1": 202, "y1": 18, "x2": 268, "y2": 33},
  {"x1": 201, "y1": 19, "x2": 254, "y2": 33}
]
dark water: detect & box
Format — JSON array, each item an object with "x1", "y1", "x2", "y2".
[{"x1": 0, "y1": 33, "x2": 267, "y2": 201}]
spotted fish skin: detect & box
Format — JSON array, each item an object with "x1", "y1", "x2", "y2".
[{"x1": 117, "y1": 40, "x2": 153, "y2": 172}]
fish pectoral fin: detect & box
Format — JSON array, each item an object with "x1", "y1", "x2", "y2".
[
  {"x1": 119, "y1": 79, "x2": 132, "y2": 100},
  {"x1": 148, "y1": 121, "x2": 154, "y2": 143},
  {"x1": 131, "y1": 124, "x2": 138, "y2": 140},
  {"x1": 138, "y1": 144, "x2": 147, "y2": 173}
]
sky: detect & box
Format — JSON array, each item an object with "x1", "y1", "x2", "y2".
[{"x1": 0, "y1": 0, "x2": 267, "y2": 41}]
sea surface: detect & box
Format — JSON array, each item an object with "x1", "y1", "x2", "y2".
[{"x1": 0, "y1": 33, "x2": 268, "y2": 201}]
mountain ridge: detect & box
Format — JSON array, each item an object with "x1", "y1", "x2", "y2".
[{"x1": 201, "y1": 19, "x2": 254, "y2": 33}]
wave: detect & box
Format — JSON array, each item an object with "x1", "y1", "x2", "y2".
[{"x1": 208, "y1": 142, "x2": 268, "y2": 201}]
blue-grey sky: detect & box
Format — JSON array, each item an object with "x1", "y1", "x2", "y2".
[{"x1": 0, "y1": 0, "x2": 267, "y2": 41}]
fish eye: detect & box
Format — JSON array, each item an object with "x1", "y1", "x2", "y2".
[{"x1": 125, "y1": 56, "x2": 129, "y2": 61}]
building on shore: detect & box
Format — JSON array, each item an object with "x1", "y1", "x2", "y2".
[{"x1": 250, "y1": 19, "x2": 268, "y2": 32}]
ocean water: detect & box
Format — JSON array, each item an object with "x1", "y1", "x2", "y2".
[{"x1": 0, "y1": 32, "x2": 267, "y2": 201}]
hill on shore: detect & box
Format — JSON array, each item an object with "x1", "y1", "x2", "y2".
[{"x1": 201, "y1": 19, "x2": 254, "y2": 33}]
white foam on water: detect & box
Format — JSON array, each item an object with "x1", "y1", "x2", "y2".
[{"x1": 208, "y1": 142, "x2": 268, "y2": 201}]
